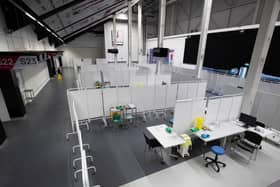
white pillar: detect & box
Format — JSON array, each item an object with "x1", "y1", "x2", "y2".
[
  {"x1": 252, "y1": 0, "x2": 261, "y2": 24},
  {"x1": 128, "y1": 1, "x2": 132, "y2": 67},
  {"x1": 138, "y1": 1, "x2": 143, "y2": 63},
  {"x1": 241, "y1": 0, "x2": 280, "y2": 114},
  {"x1": 157, "y1": 0, "x2": 166, "y2": 48},
  {"x1": 113, "y1": 14, "x2": 117, "y2": 64},
  {"x1": 156, "y1": 0, "x2": 166, "y2": 74},
  {"x1": 195, "y1": 0, "x2": 213, "y2": 79}
]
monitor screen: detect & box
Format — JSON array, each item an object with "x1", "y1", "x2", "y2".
[{"x1": 239, "y1": 113, "x2": 257, "y2": 127}]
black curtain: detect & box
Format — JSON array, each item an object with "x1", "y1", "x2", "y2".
[
  {"x1": 0, "y1": 70, "x2": 26, "y2": 118},
  {"x1": 0, "y1": 119, "x2": 7, "y2": 145},
  {"x1": 183, "y1": 27, "x2": 280, "y2": 77}
]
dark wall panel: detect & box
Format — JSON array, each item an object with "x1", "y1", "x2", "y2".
[
  {"x1": 0, "y1": 70, "x2": 26, "y2": 118},
  {"x1": 183, "y1": 26, "x2": 280, "y2": 77},
  {"x1": 0, "y1": 119, "x2": 7, "y2": 145}
]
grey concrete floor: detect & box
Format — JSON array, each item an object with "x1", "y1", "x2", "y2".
[{"x1": 0, "y1": 68, "x2": 76, "y2": 187}]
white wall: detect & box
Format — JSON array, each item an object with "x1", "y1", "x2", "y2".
[
  {"x1": 104, "y1": 21, "x2": 138, "y2": 63},
  {"x1": 146, "y1": 36, "x2": 191, "y2": 67},
  {"x1": 0, "y1": 11, "x2": 55, "y2": 51},
  {"x1": 0, "y1": 10, "x2": 55, "y2": 121},
  {"x1": 58, "y1": 33, "x2": 105, "y2": 67},
  {"x1": 16, "y1": 62, "x2": 50, "y2": 97}
]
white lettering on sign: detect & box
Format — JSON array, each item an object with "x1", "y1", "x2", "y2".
[
  {"x1": 0, "y1": 57, "x2": 14, "y2": 66},
  {"x1": 18, "y1": 56, "x2": 38, "y2": 65},
  {"x1": 14, "y1": 56, "x2": 39, "y2": 69},
  {"x1": 0, "y1": 56, "x2": 18, "y2": 70}
]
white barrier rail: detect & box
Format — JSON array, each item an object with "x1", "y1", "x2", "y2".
[{"x1": 70, "y1": 101, "x2": 99, "y2": 187}]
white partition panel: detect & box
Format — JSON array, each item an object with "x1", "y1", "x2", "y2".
[
  {"x1": 186, "y1": 83, "x2": 197, "y2": 99},
  {"x1": 102, "y1": 70, "x2": 113, "y2": 83},
  {"x1": 192, "y1": 99, "x2": 206, "y2": 120},
  {"x1": 166, "y1": 84, "x2": 178, "y2": 108},
  {"x1": 217, "y1": 97, "x2": 233, "y2": 121},
  {"x1": 197, "y1": 81, "x2": 207, "y2": 97},
  {"x1": 86, "y1": 88, "x2": 103, "y2": 118},
  {"x1": 80, "y1": 71, "x2": 101, "y2": 88},
  {"x1": 154, "y1": 85, "x2": 167, "y2": 110},
  {"x1": 177, "y1": 83, "x2": 188, "y2": 100},
  {"x1": 205, "y1": 99, "x2": 220, "y2": 123},
  {"x1": 103, "y1": 88, "x2": 118, "y2": 115},
  {"x1": 229, "y1": 96, "x2": 243, "y2": 120},
  {"x1": 131, "y1": 85, "x2": 155, "y2": 112},
  {"x1": 70, "y1": 89, "x2": 89, "y2": 120},
  {"x1": 96, "y1": 58, "x2": 107, "y2": 64},
  {"x1": 147, "y1": 74, "x2": 156, "y2": 85},
  {"x1": 116, "y1": 87, "x2": 131, "y2": 105},
  {"x1": 173, "y1": 100, "x2": 193, "y2": 135},
  {"x1": 130, "y1": 75, "x2": 147, "y2": 86},
  {"x1": 155, "y1": 75, "x2": 172, "y2": 85}
]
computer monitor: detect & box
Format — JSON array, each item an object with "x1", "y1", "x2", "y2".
[{"x1": 239, "y1": 113, "x2": 257, "y2": 127}]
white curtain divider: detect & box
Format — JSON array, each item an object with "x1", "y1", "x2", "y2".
[
  {"x1": 86, "y1": 88, "x2": 104, "y2": 119},
  {"x1": 166, "y1": 84, "x2": 178, "y2": 108},
  {"x1": 205, "y1": 98, "x2": 220, "y2": 123},
  {"x1": 252, "y1": 91, "x2": 280, "y2": 130},
  {"x1": 131, "y1": 85, "x2": 155, "y2": 112},
  {"x1": 192, "y1": 98, "x2": 207, "y2": 120},
  {"x1": 216, "y1": 97, "x2": 233, "y2": 121},
  {"x1": 102, "y1": 88, "x2": 118, "y2": 116},
  {"x1": 177, "y1": 83, "x2": 188, "y2": 100},
  {"x1": 70, "y1": 89, "x2": 89, "y2": 121},
  {"x1": 173, "y1": 98, "x2": 206, "y2": 135},
  {"x1": 116, "y1": 87, "x2": 132, "y2": 106},
  {"x1": 67, "y1": 81, "x2": 208, "y2": 121},
  {"x1": 154, "y1": 85, "x2": 167, "y2": 110},
  {"x1": 229, "y1": 95, "x2": 243, "y2": 120},
  {"x1": 205, "y1": 94, "x2": 243, "y2": 124}
]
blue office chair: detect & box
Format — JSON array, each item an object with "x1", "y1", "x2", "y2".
[{"x1": 205, "y1": 145, "x2": 226, "y2": 172}]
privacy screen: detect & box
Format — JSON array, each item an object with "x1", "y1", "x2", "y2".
[{"x1": 183, "y1": 27, "x2": 280, "y2": 77}]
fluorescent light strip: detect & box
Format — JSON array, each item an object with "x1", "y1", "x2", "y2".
[
  {"x1": 27, "y1": 12, "x2": 64, "y2": 43},
  {"x1": 9, "y1": 0, "x2": 64, "y2": 43},
  {"x1": 25, "y1": 12, "x2": 36, "y2": 21}
]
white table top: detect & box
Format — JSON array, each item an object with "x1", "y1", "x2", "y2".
[
  {"x1": 195, "y1": 121, "x2": 246, "y2": 142},
  {"x1": 147, "y1": 124, "x2": 185, "y2": 149},
  {"x1": 248, "y1": 126, "x2": 274, "y2": 138}
]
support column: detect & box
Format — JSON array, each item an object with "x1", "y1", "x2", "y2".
[
  {"x1": 155, "y1": 0, "x2": 167, "y2": 74},
  {"x1": 113, "y1": 14, "x2": 117, "y2": 64},
  {"x1": 195, "y1": 0, "x2": 213, "y2": 79},
  {"x1": 128, "y1": 1, "x2": 133, "y2": 67},
  {"x1": 252, "y1": 0, "x2": 262, "y2": 24},
  {"x1": 241, "y1": 0, "x2": 280, "y2": 114},
  {"x1": 138, "y1": 1, "x2": 143, "y2": 63}
]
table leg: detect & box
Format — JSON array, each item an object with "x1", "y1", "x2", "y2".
[
  {"x1": 222, "y1": 137, "x2": 227, "y2": 148},
  {"x1": 201, "y1": 142, "x2": 207, "y2": 158}
]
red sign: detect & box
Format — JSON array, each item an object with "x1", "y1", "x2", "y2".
[{"x1": 0, "y1": 56, "x2": 19, "y2": 70}]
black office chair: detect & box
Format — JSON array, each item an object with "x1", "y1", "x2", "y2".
[
  {"x1": 256, "y1": 121, "x2": 266, "y2": 128},
  {"x1": 235, "y1": 131, "x2": 263, "y2": 161},
  {"x1": 143, "y1": 132, "x2": 163, "y2": 159}
]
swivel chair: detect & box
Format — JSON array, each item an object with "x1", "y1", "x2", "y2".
[{"x1": 205, "y1": 145, "x2": 226, "y2": 172}]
